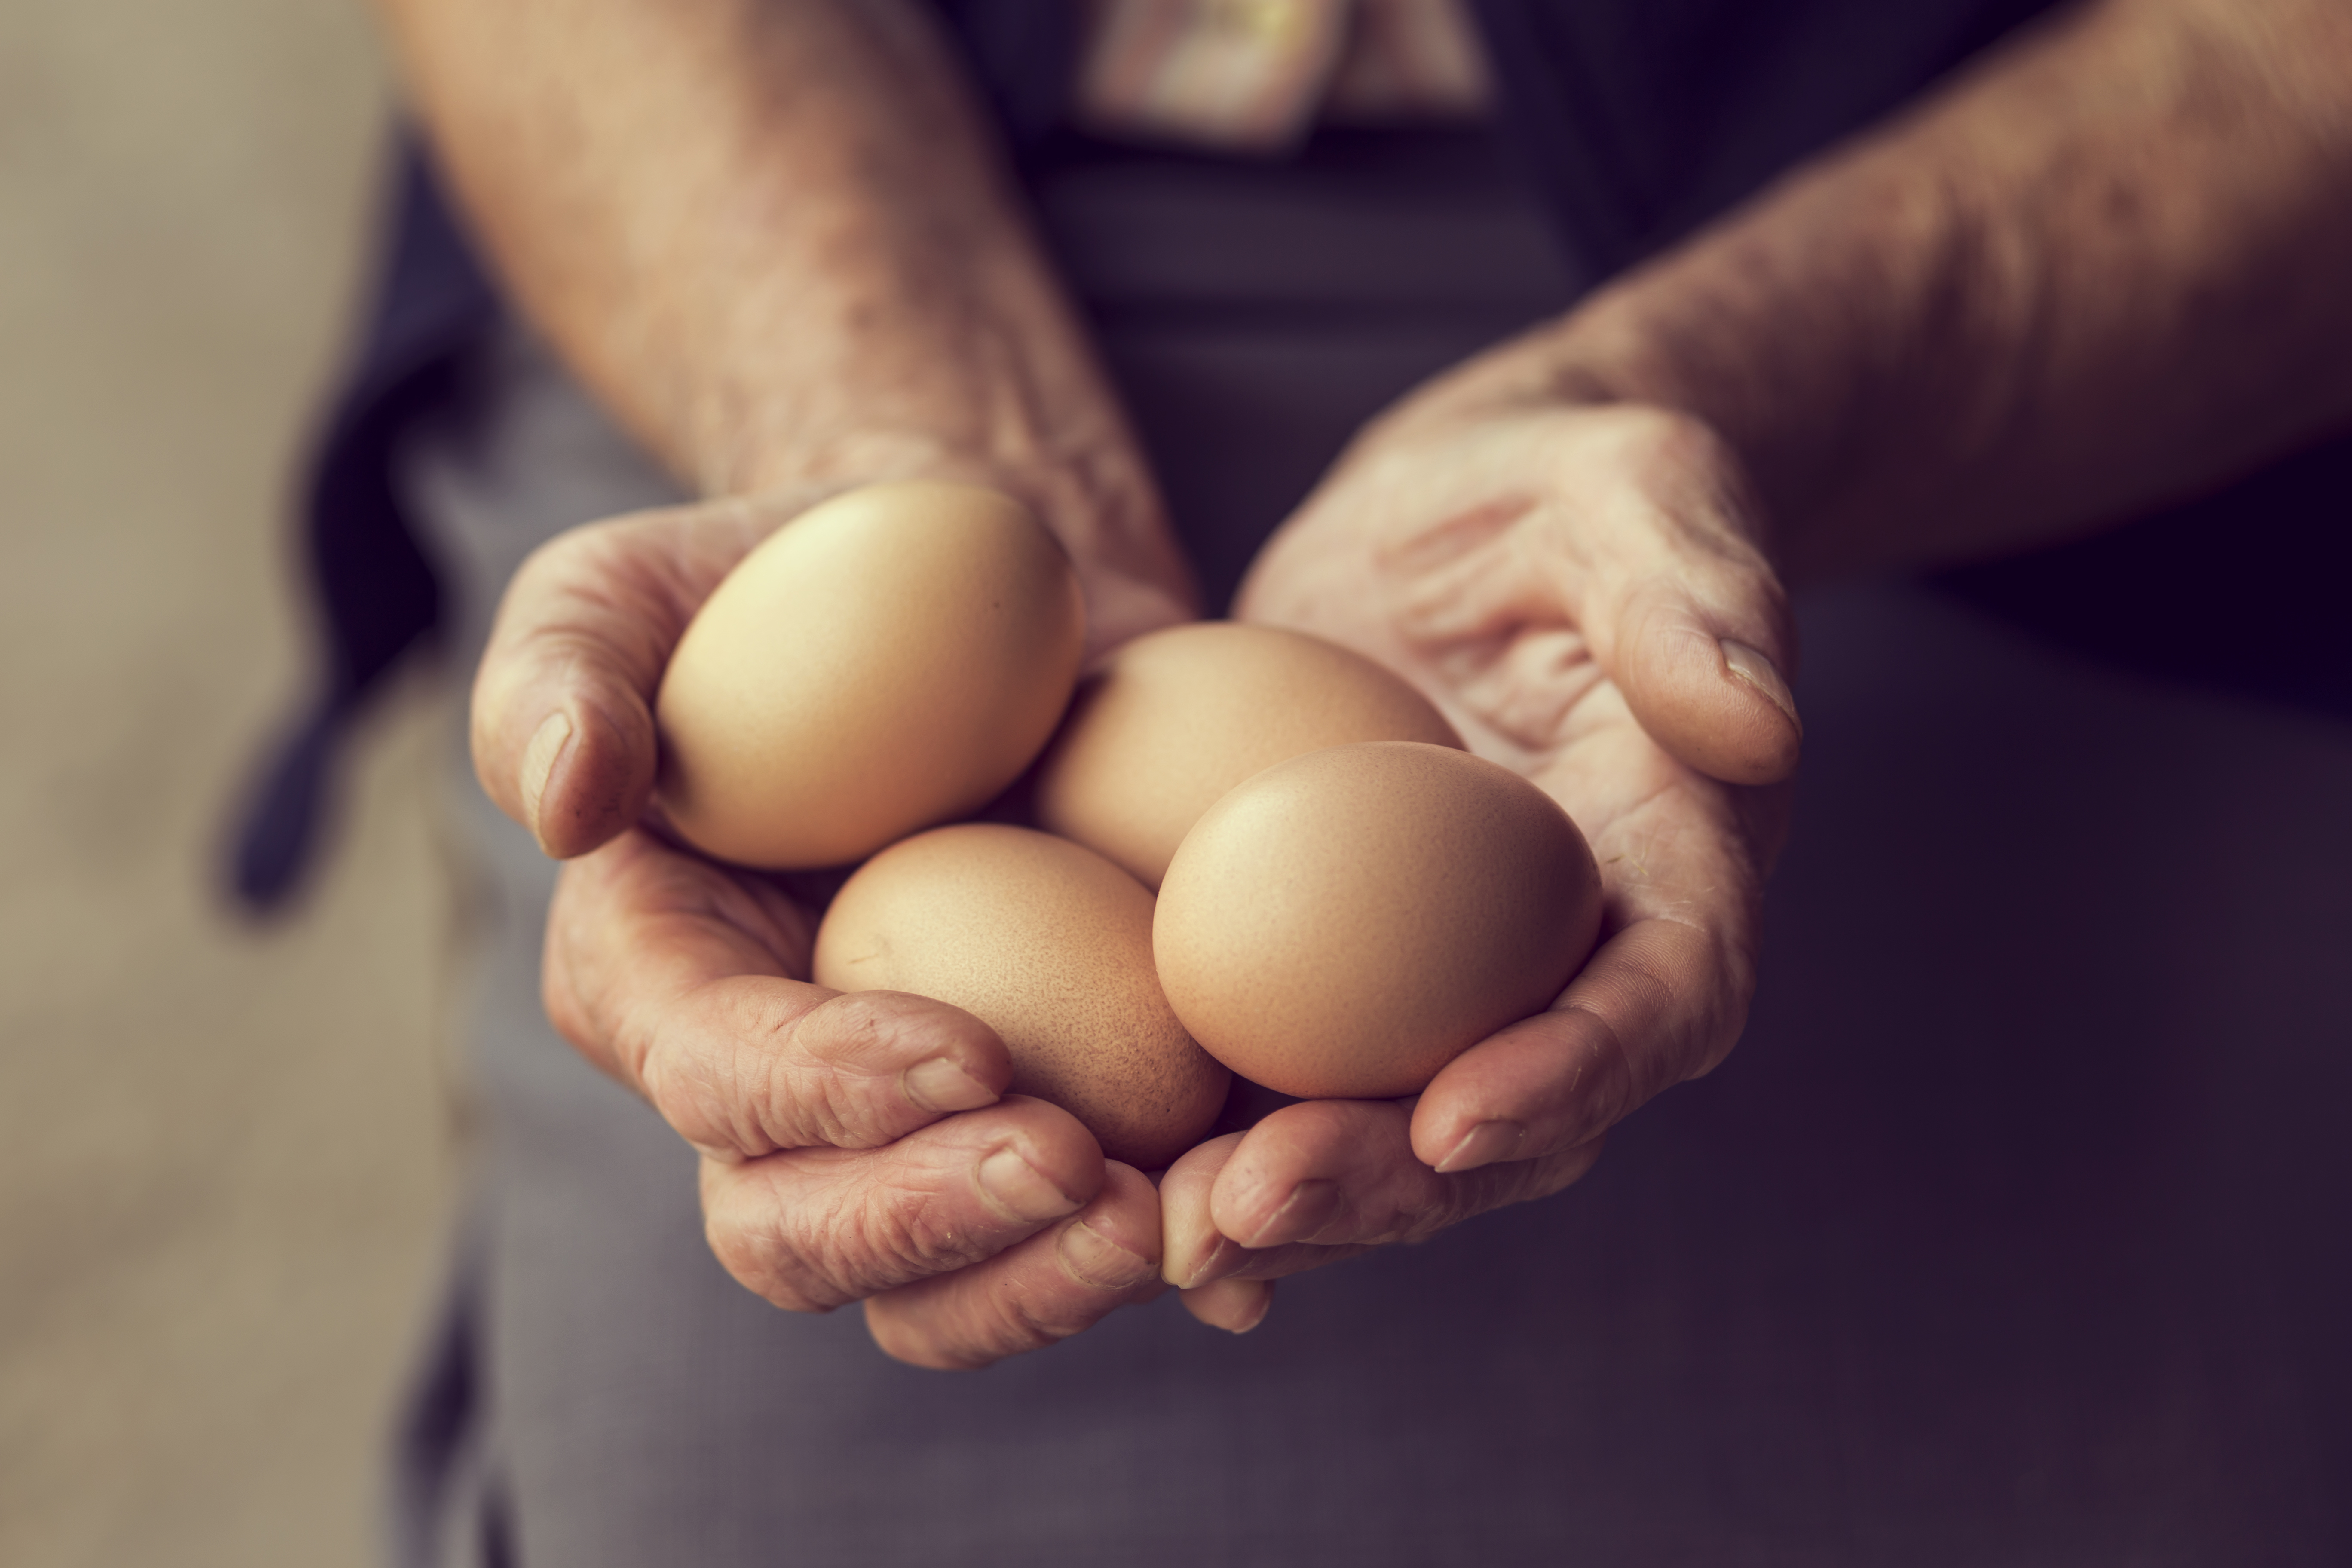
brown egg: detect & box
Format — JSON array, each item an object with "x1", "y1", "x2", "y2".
[
  {"x1": 1154, "y1": 742, "x2": 1602, "y2": 1100},
  {"x1": 813, "y1": 823, "x2": 1229, "y2": 1169},
  {"x1": 1032, "y1": 621, "x2": 1462, "y2": 888},
  {"x1": 654, "y1": 481, "x2": 1084, "y2": 869}
]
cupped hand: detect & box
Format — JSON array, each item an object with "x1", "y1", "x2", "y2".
[
  {"x1": 471, "y1": 484, "x2": 1194, "y2": 861},
  {"x1": 473, "y1": 486, "x2": 1193, "y2": 1367},
  {"x1": 1170, "y1": 388, "x2": 1801, "y2": 1332}
]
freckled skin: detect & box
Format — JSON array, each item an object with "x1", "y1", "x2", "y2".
[{"x1": 815, "y1": 824, "x2": 1229, "y2": 1168}]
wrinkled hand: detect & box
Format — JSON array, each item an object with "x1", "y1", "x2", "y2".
[
  {"x1": 472, "y1": 487, "x2": 1191, "y2": 1368},
  {"x1": 1168, "y1": 389, "x2": 1801, "y2": 1333}
]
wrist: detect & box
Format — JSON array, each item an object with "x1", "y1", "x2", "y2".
[
  {"x1": 726, "y1": 429, "x2": 1199, "y2": 643},
  {"x1": 1535, "y1": 280, "x2": 1833, "y2": 544},
  {"x1": 1376, "y1": 303, "x2": 1791, "y2": 567}
]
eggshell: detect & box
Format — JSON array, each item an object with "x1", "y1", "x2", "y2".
[
  {"x1": 1153, "y1": 741, "x2": 1602, "y2": 1100},
  {"x1": 655, "y1": 481, "x2": 1085, "y2": 869},
  {"x1": 1033, "y1": 621, "x2": 1463, "y2": 888},
  {"x1": 813, "y1": 823, "x2": 1229, "y2": 1169}
]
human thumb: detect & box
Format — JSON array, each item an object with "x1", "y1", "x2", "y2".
[
  {"x1": 470, "y1": 501, "x2": 769, "y2": 857},
  {"x1": 1607, "y1": 577, "x2": 1802, "y2": 786}
]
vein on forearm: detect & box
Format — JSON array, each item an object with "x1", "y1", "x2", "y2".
[
  {"x1": 376, "y1": 0, "x2": 1135, "y2": 516},
  {"x1": 1544, "y1": 0, "x2": 2352, "y2": 579}
]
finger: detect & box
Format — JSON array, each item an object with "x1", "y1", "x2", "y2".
[
  {"x1": 1609, "y1": 575, "x2": 1801, "y2": 785},
  {"x1": 1559, "y1": 411, "x2": 1801, "y2": 784},
  {"x1": 1410, "y1": 916, "x2": 1750, "y2": 1173},
  {"x1": 470, "y1": 496, "x2": 798, "y2": 856},
  {"x1": 1164, "y1": 1132, "x2": 1363, "y2": 1290},
  {"x1": 1179, "y1": 1277, "x2": 1274, "y2": 1334},
  {"x1": 1164, "y1": 1131, "x2": 1359, "y2": 1315},
  {"x1": 863, "y1": 1161, "x2": 1165, "y2": 1369},
  {"x1": 546, "y1": 830, "x2": 1012, "y2": 1157},
  {"x1": 1160, "y1": 1132, "x2": 1247, "y2": 1289},
  {"x1": 702, "y1": 1095, "x2": 1109, "y2": 1316},
  {"x1": 1207, "y1": 1099, "x2": 1606, "y2": 1254}
]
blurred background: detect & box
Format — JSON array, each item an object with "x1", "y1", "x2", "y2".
[
  {"x1": 8, "y1": 4, "x2": 2351, "y2": 1563},
  {"x1": 0, "y1": 3, "x2": 453, "y2": 1565}
]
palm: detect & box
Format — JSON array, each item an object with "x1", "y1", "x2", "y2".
[
  {"x1": 1239, "y1": 405, "x2": 1777, "y2": 976},
  {"x1": 1151, "y1": 401, "x2": 1795, "y2": 1326}
]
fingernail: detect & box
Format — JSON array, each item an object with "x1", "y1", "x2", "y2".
[
  {"x1": 1434, "y1": 1118, "x2": 1526, "y2": 1175},
  {"x1": 976, "y1": 1147, "x2": 1081, "y2": 1225},
  {"x1": 1240, "y1": 1179, "x2": 1340, "y2": 1249},
  {"x1": 1058, "y1": 1218, "x2": 1158, "y2": 1290},
  {"x1": 903, "y1": 1057, "x2": 996, "y2": 1114},
  {"x1": 520, "y1": 710, "x2": 574, "y2": 847},
  {"x1": 1222, "y1": 1280, "x2": 1273, "y2": 1334},
  {"x1": 1721, "y1": 641, "x2": 1801, "y2": 735},
  {"x1": 1192, "y1": 1277, "x2": 1274, "y2": 1335},
  {"x1": 1172, "y1": 1232, "x2": 1241, "y2": 1292}
]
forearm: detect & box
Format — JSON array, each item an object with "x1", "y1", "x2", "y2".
[
  {"x1": 375, "y1": 0, "x2": 1173, "y2": 577},
  {"x1": 1493, "y1": 0, "x2": 2352, "y2": 577}
]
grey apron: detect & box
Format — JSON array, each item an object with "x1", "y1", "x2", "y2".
[{"x1": 392, "y1": 129, "x2": 2352, "y2": 1566}]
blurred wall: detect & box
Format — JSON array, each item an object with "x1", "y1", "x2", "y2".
[{"x1": 0, "y1": 4, "x2": 454, "y2": 1565}]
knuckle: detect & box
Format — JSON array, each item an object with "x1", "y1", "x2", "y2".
[
  {"x1": 875, "y1": 1240, "x2": 1133, "y2": 1372},
  {"x1": 510, "y1": 522, "x2": 591, "y2": 591},
  {"x1": 778, "y1": 998, "x2": 904, "y2": 1148},
  {"x1": 999, "y1": 1290, "x2": 1088, "y2": 1351},
  {"x1": 749, "y1": 1158, "x2": 1006, "y2": 1311},
  {"x1": 967, "y1": 1283, "x2": 1090, "y2": 1365},
  {"x1": 865, "y1": 1306, "x2": 967, "y2": 1370},
  {"x1": 803, "y1": 992, "x2": 902, "y2": 1069},
  {"x1": 539, "y1": 947, "x2": 598, "y2": 1058},
  {"x1": 703, "y1": 1194, "x2": 842, "y2": 1315},
  {"x1": 1628, "y1": 919, "x2": 1750, "y2": 1087},
  {"x1": 1516, "y1": 1142, "x2": 1604, "y2": 1204},
  {"x1": 1384, "y1": 1188, "x2": 1459, "y2": 1245},
  {"x1": 741, "y1": 1016, "x2": 844, "y2": 1152},
  {"x1": 540, "y1": 868, "x2": 617, "y2": 1056},
  {"x1": 1609, "y1": 407, "x2": 1736, "y2": 494},
  {"x1": 700, "y1": 1152, "x2": 979, "y2": 1314},
  {"x1": 865, "y1": 1279, "x2": 1070, "y2": 1373},
  {"x1": 869, "y1": 1296, "x2": 1028, "y2": 1372},
  {"x1": 1558, "y1": 1002, "x2": 1646, "y2": 1136},
  {"x1": 849, "y1": 1179, "x2": 999, "y2": 1281},
  {"x1": 642, "y1": 1043, "x2": 747, "y2": 1154},
  {"x1": 641, "y1": 988, "x2": 854, "y2": 1158}
]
